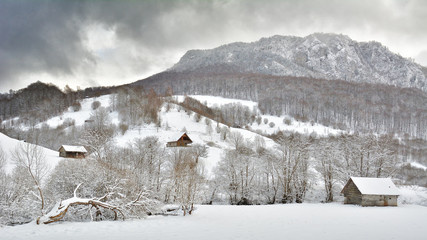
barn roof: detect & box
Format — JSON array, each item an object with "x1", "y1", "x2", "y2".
[
  {"x1": 59, "y1": 145, "x2": 87, "y2": 153},
  {"x1": 348, "y1": 177, "x2": 400, "y2": 196}
]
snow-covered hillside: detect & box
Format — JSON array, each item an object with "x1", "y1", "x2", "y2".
[
  {"x1": 1, "y1": 204, "x2": 426, "y2": 240},
  {"x1": 25, "y1": 94, "x2": 344, "y2": 176},
  {"x1": 0, "y1": 133, "x2": 61, "y2": 175},
  {"x1": 171, "y1": 33, "x2": 427, "y2": 91},
  {"x1": 35, "y1": 94, "x2": 119, "y2": 128},
  {"x1": 175, "y1": 95, "x2": 344, "y2": 136},
  {"x1": 113, "y1": 98, "x2": 277, "y2": 176}
]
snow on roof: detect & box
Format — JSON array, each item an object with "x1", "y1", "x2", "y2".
[
  {"x1": 350, "y1": 177, "x2": 400, "y2": 196},
  {"x1": 60, "y1": 145, "x2": 87, "y2": 153}
]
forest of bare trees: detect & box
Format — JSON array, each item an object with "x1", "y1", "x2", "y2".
[
  {"x1": 213, "y1": 131, "x2": 401, "y2": 205},
  {"x1": 135, "y1": 71, "x2": 427, "y2": 139}
]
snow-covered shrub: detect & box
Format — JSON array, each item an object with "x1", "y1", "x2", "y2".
[
  {"x1": 263, "y1": 118, "x2": 269, "y2": 124},
  {"x1": 205, "y1": 118, "x2": 212, "y2": 126},
  {"x1": 119, "y1": 123, "x2": 129, "y2": 135},
  {"x1": 256, "y1": 116, "x2": 262, "y2": 125},
  {"x1": 1, "y1": 167, "x2": 41, "y2": 225},
  {"x1": 91, "y1": 100, "x2": 101, "y2": 110},
  {"x1": 63, "y1": 117, "x2": 75, "y2": 127},
  {"x1": 294, "y1": 114, "x2": 308, "y2": 122},
  {"x1": 71, "y1": 101, "x2": 81, "y2": 112},
  {"x1": 269, "y1": 122, "x2": 275, "y2": 128},
  {"x1": 194, "y1": 113, "x2": 202, "y2": 122},
  {"x1": 215, "y1": 125, "x2": 221, "y2": 134},
  {"x1": 220, "y1": 126, "x2": 229, "y2": 141},
  {"x1": 283, "y1": 117, "x2": 292, "y2": 125}
]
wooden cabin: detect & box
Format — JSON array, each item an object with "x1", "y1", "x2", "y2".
[
  {"x1": 58, "y1": 145, "x2": 87, "y2": 158},
  {"x1": 166, "y1": 133, "x2": 193, "y2": 147},
  {"x1": 341, "y1": 177, "x2": 399, "y2": 206}
]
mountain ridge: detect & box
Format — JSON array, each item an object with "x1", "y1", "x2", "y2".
[{"x1": 169, "y1": 33, "x2": 426, "y2": 91}]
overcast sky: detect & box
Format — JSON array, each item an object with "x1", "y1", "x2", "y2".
[{"x1": 1, "y1": 0, "x2": 426, "y2": 93}]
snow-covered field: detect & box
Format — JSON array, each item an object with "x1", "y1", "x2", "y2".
[
  {"x1": 0, "y1": 133, "x2": 62, "y2": 175},
  {"x1": 1, "y1": 204, "x2": 426, "y2": 240}
]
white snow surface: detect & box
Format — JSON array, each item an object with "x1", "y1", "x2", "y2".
[
  {"x1": 175, "y1": 95, "x2": 258, "y2": 109},
  {"x1": 0, "y1": 133, "x2": 62, "y2": 175},
  {"x1": 248, "y1": 114, "x2": 343, "y2": 136},
  {"x1": 409, "y1": 162, "x2": 427, "y2": 170},
  {"x1": 1, "y1": 204, "x2": 426, "y2": 240},
  {"x1": 350, "y1": 177, "x2": 400, "y2": 195}
]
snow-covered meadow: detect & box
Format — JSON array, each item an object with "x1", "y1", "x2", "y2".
[
  {"x1": 0, "y1": 132, "x2": 62, "y2": 175},
  {"x1": 1, "y1": 204, "x2": 426, "y2": 240}
]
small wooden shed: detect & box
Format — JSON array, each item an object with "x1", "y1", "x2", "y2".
[
  {"x1": 58, "y1": 145, "x2": 87, "y2": 158},
  {"x1": 166, "y1": 133, "x2": 193, "y2": 147},
  {"x1": 341, "y1": 177, "x2": 399, "y2": 206}
]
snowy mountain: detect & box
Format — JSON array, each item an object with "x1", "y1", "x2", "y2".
[{"x1": 170, "y1": 33, "x2": 427, "y2": 91}]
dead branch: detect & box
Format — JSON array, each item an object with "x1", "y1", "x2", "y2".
[{"x1": 37, "y1": 184, "x2": 125, "y2": 224}]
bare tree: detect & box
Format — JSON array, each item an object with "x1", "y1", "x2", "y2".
[
  {"x1": 11, "y1": 143, "x2": 48, "y2": 215},
  {"x1": 274, "y1": 133, "x2": 310, "y2": 203},
  {"x1": 80, "y1": 129, "x2": 114, "y2": 162},
  {"x1": 169, "y1": 148, "x2": 206, "y2": 215},
  {"x1": 88, "y1": 106, "x2": 111, "y2": 132},
  {"x1": 314, "y1": 137, "x2": 343, "y2": 202},
  {"x1": 228, "y1": 131, "x2": 244, "y2": 150}
]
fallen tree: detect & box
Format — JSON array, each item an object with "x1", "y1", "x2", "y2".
[{"x1": 37, "y1": 183, "x2": 125, "y2": 224}]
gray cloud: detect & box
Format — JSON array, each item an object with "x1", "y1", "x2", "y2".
[
  {"x1": 0, "y1": 1, "x2": 93, "y2": 79},
  {"x1": 1, "y1": 0, "x2": 426, "y2": 92}
]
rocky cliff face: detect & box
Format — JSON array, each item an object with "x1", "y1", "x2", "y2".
[{"x1": 170, "y1": 33, "x2": 426, "y2": 91}]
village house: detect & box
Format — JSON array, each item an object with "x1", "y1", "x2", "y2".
[
  {"x1": 166, "y1": 133, "x2": 193, "y2": 147},
  {"x1": 58, "y1": 145, "x2": 87, "y2": 158},
  {"x1": 341, "y1": 177, "x2": 399, "y2": 206}
]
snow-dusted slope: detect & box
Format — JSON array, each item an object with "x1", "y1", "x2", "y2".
[
  {"x1": 175, "y1": 95, "x2": 343, "y2": 136},
  {"x1": 24, "y1": 94, "x2": 345, "y2": 176},
  {"x1": 36, "y1": 94, "x2": 119, "y2": 128},
  {"x1": 171, "y1": 33, "x2": 427, "y2": 91},
  {"x1": 0, "y1": 133, "x2": 62, "y2": 175},
  {"x1": 114, "y1": 102, "x2": 277, "y2": 176}
]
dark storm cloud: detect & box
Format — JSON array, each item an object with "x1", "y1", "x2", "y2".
[
  {"x1": 1, "y1": 0, "x2": 426, "y2": 91},
  {"x1": 0, "y1": 1, "x2": 94, "y2": 83}
]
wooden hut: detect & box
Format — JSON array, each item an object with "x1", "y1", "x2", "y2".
[
  {"x1": 58, "y1": 145, "x2": 87, "y2": 158},
  {"x1": 166, "y1": 133, "x2": 193, "y2": 147},
  {"x1": 341, "y1": 177, "x2": 399, "y2": 206}
]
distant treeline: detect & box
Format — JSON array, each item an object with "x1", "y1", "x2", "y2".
[
  {"x1": 134, "y1": 71, "x2": 427, "y2": 139},
  {"x1": 0, "y1": 81, "x2": 118, "y2": 125}
]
